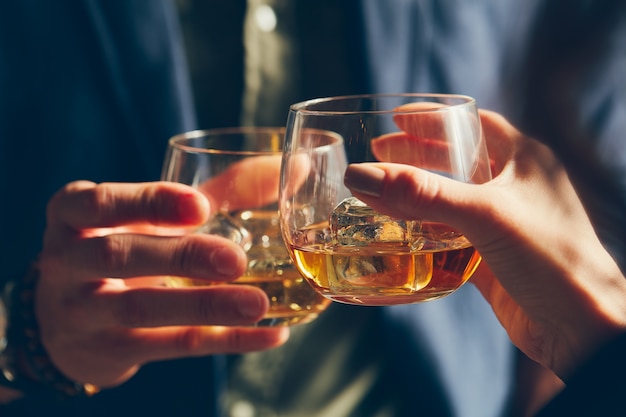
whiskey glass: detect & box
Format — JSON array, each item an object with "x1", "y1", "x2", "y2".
[
  {"x1": 161, "y1": 127, "x2": 332, "y2": 326},
  {"x1": 279, "y1": 94, "x2": 491, "y2": 306}
]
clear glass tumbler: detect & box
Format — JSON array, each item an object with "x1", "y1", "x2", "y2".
[
  {"x1": 279, "y1": 94, "x2": 491, "y2": 306},
  {"x1": 162, "y1": 127, "x2": 333, "y2": 326}
]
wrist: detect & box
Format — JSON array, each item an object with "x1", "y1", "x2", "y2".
[
  {"x1": 0, "y1": 279, "x2": 31, "y2": 400},
  {"x1": 0, "y1": 265, "x2": 99, "y2": 399},
  {"x1": 0, "y1": 284, "x2": 23, "y2": 403}
]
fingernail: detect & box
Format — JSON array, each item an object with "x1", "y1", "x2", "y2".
[
  {"x1": 210, "y1": 247, "x2": 244, "y2": 277},
  {"x1": 344, "y1": 164, "x2": 386, "y2": 197},
  {"x1": 236, "y1": 291, "x2": 267, "y2": 319}
]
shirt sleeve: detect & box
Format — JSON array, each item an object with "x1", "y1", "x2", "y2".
[{"x1": 536, "y1": 332, "x2": 626, "y2": 416}]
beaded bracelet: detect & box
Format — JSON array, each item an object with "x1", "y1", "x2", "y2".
[{"x1": 3, "y1": 264, "x2": 99, "y2": 398}]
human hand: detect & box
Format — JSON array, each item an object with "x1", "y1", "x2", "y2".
[
  {"x1": 197, "y1": 155, "x2": 282, "y2": 213},
  {"x1": 35, "y1": 181, "x2": 289, "y2": 388},
  {"x1": 196, "y1": 153, "x2": 309, "y2": 213},
  {"x1": 343, "y1": 109, "x2": 626, "y2": 380}
]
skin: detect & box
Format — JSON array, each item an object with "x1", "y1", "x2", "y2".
[
  {"x1": 344, "y1": 109, "x2": 626, "y2": 383},
  {"x1": 3, "y1": 108, "x2": 623, "y2": 411},
  {"x1": 199, "y1": 155, "x2": 283, "y2": 213},
  {"x1": 33, "y1": 181, "x2": 289, "y2": 388},
  {"x1": 0, "y1": 150, "x2": 302, "y2": 403}
]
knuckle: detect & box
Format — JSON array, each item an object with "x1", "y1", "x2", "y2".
[
  {"x1": 226, "y1": 329, "x2": 245, "y2": 350},
  {"x1": 137, "y1": 184, "x2": 162, "y2": 222},
  {"x1": 47, "y1": 180, "x2": 96, "y2": 220},
  {"x1": 116, "y1": 290, "x2": 146, "y2": 327},
  {"x1": 171, "y1": 235, "x2": 204, "y2": 275},
  {"x1": 96, "y1": 234, "x2": 130, "y2": 273},
  {"x1": 193, "y1": 296, "x2": 218, "y2": 322},
  {"x1": 396, "y1": 170, "x2": 440, "y2": 215},
  {"x1": 173, "y1": 328, "x2": 205, "y2": 354},
  {"x1": 84, "y1": 183, "x2": 115, "y2": 223}
]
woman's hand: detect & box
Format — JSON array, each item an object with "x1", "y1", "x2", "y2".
[
  {"x1": 35, "y1": 181, "x2": 288, "y2": 388},
  {"x1": 343, "y1": 109, "x2": 626, "y2": 380}
]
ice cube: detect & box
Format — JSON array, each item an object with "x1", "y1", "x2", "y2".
[
  {"x1": 328, "y1": 197, "x2": 433, "y2": 292},
  {"x1": 197, "y1": 212, "x2": 252, "y2": 251},
  {"x1": 329, "y1": 197, "x2": 411, "y2": 246},
  {"x1": 235, "y1": 210, "x2": 293, "y2": 276}
]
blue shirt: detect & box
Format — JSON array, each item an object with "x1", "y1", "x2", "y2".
[{"x1": 1, "y1": 1, "x2": 624, "y2": 416}]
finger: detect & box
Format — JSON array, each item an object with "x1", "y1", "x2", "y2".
[
  {"x1": 47, "y1": 181, "x2": 210, "y2": 230},
  {"x1": 198, "y1": 155, "x2": 282, "y2": 212},
  {"x1": 92, "y1": 284, "x2": 271, "y2": 328},
  {"x1": 377, "y1": 102, "x2": 492, "y2": 182},
  {"x1": 371, "y1": 131, "x2": 453, "y2": 170},
  {"x1": 280, "y1": 153, "x2": 312, "y2": 199},
  {"x1": 478, "y1": 110, "x2": 518, "y2": 176},
  {"x1": 121, "y1": 326, "x2": 290, "y2": 365},
  {"x1": 55, "y1": 233, "x2": 248, "y2": 281},
  {"x1": 48, "y1": 325, "x2": 290, "y2": 388},
  {"x1": 343, "y1": 162, "x2": 493, "y2": 238},
  {"x1": 391, "y1": 102, "x2": 447, "y2": 140}
]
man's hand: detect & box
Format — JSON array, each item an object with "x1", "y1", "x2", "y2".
[{"x1": 36, "y1": 181, "x2": 289, "y2": 388}]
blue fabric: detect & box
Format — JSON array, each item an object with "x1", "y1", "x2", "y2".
[
  {"x1": 360, "y1": 0, "x2": 626, "y2": 271},
  {"x1": 382, "y1": 285, "x2": 514, "y2": 417},
  {"x1": 1, "y1": 1, "x2": 624, "y2": 416},
  {"x1": 0, "y1": 0, "x2": 196, "y2": 279},
  {"x1": 359, "y1": 2, "x2": 626, "y2": 415},
  {"x1": 536, "y1": 331, "x2": 626, "y2": 416},
  {"x1": 0, "y1": 1, "x2": 216, "y2": 416}
]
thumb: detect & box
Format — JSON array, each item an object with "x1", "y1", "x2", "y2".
[{"x1": 343, "y1": 162, "x2": 494, "y2": 240}]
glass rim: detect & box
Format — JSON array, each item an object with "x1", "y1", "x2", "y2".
[
  {"x1": 289, "y1": 93, "x2": 476, "y2": 115},
  {"x1": 169, "y1": 126, "x2": 345, "y2": 155},
  {"x1": 167, "y1": 126, "x2": 286, "y2": 155}
]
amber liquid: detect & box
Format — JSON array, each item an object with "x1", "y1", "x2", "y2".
[
  {"x1": 168, "y1": 210, "x2": 330, "y2": 326},
  {"x1": 289, "y1": 226, "x2": 481, "y2": 306},
  {"x1": 234, "y1": 267, "x2": 330, "y2": 326}
]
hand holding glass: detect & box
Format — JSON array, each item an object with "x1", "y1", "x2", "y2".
[
  {"x1": 279, "y1": 94, "x2": 491, "y2": 306},
  {"x1": 161, "y1": 127, "x2": 331, "y2": 326}
]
